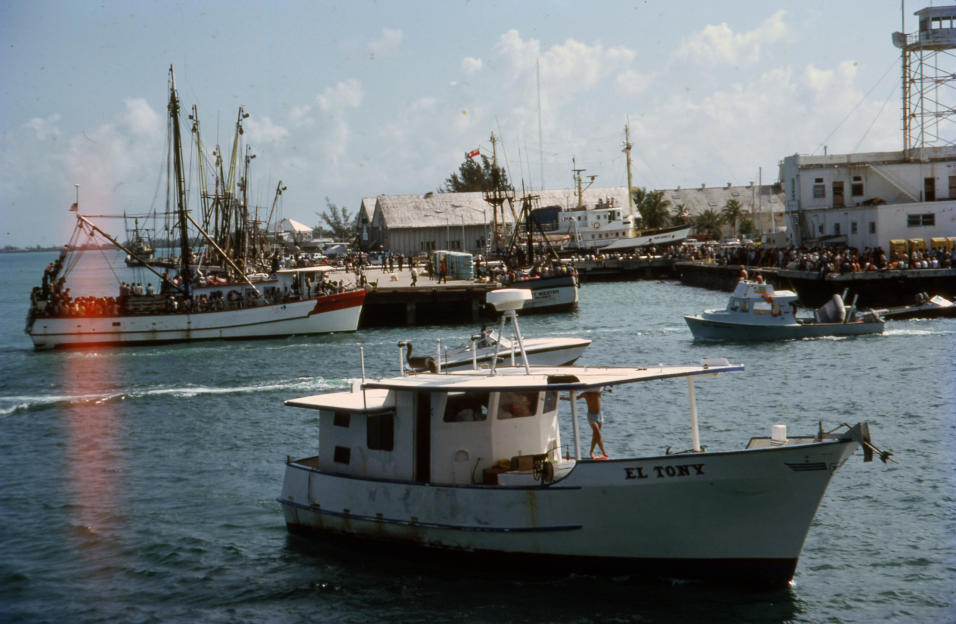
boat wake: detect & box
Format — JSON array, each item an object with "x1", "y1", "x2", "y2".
[{"x1": 0, "y1": 377, "x2": 340, "y2": 417}]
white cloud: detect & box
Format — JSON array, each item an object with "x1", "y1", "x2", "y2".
[
  {"x1": 119, "y1": 98, "x2": 161, "y2": 138},
  {"x1": 461, "y1": 57, "x2": 483, "y2": 73},
  {"x1": 245, "y1": 116, "x2": 289, "y2": 144},
  {"x1": 615, "y1": 69, "x2": 655, "y2": 97},
  {"x1": 24, "y1": 113, "x2": 62, "y2": 140},
  {"x1": 676, "y1": 10, "x2": 788, "y2": 66},
  {"x1": 317, "y1": 79, "x2": 365, "y2": 113},
  {"x1": 368, "y1": 28, "x2": 403, "y2": 59}
]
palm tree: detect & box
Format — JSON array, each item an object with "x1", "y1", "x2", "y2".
[
  {"x1": 670, "y1": 203, "x2": 690, "y2": 226},
  {"x1": 694, "y1": 209, "x2": 723, "y2": 240},
  {"x1": 631, "y1": 187, "x2": 671, "y2": 229},
  {"x1": 720, "y1": 198, "x2": 743, "y2": 236}
]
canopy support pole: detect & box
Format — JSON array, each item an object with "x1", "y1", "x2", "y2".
[
  {"x1": 688, "y1": 377, "x2": 701, "y2": 452},
  {"x1": 570, "y1": 390, "x2": 582, "y2": 460}
]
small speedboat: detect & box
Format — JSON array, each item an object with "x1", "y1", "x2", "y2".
[
  {"x1": 684, "y1": 279, "x2": 884, "y2": 341},
  {"x1": 873, "y1": 293, "x2": 956, "y2": 320}
]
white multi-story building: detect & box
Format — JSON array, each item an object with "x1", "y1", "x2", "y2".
[{"x1": 779, "y1": 146, "x2": 956, "y2": 250}]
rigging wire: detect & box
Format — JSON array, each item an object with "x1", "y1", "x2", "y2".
[
  {"x1": 812, "y1": 55, "x2": 900, "y2": 156},
  {"x1": 853, "y1": 82, "x2": 900, "y2": 153}
]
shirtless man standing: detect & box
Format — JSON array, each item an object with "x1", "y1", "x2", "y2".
[{"x1": 564, "y1": 390, "x2": 608, "y2": 459}]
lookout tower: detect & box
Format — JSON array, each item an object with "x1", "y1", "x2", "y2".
[{"x1": 893, "y1": 5, "x2": 956, "y2": 158}]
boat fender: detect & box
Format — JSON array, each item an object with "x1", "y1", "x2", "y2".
[{"x1": 541, "y1": 460, "x2": 555, "y2": 484}]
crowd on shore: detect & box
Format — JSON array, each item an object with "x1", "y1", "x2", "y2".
[{"x1": 572, "y1": 242, "x2": 956, "y2": 274}]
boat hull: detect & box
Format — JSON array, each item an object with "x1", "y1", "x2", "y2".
[
  {"x1": 278, "y1": 438, "x2": 858, "y2": 586},
  {"x1": 509, "y1": 275, "x2": 578, "y2": 313},
  {"x1": 438, "y1": 339, "x2": 591, "y2": 371},
  {"x1": 684, "y1": 314, "x2": 884, "y2": 341},
  {"x1": 27, "y1": 290, "x2": 365, "y2": 349}
]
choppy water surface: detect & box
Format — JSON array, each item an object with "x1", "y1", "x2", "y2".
[{"x1": 1, "y1": 251, "x2": 953, "y2": 623}]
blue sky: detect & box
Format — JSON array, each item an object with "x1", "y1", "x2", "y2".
[{"x1": 1, "y1": 0, "x2": 911, "y2": 246}]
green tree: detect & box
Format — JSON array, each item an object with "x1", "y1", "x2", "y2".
[
  {"x1": 720, "y1": 198, "x2": 743, "y2": 235},
  {"x1": 739, "y1": 218, "x2": 757, "y2": 237},
  {"x1": 670, "y1": 203, "x2": 690, "y2": 226},
  {"x1": 693, "y1": 209, "x2": 723, "y2": 239},
  {"x1": 315, "y1": 197, "x2": 355, "y2": 242},
  {"x1": 442, "y1": 155, "x2": 511, "y2": 192},
  {"x1": 631, "y1": 187, "x2": 671, "y2": 229}
]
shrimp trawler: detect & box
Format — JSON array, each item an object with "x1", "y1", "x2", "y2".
[
  {"x1": 277, "y1": 289, "x2": 884, "y2": 586},
  {"x1": 25, "y1": 67, "x2": 364, "y2": 349}
]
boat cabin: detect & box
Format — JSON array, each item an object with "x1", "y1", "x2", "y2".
[
  {"x1": 725, "y1": 280, "x2": 799, "y2": 318},
  {"x1": 286, "y1": 378, "x2": 563, "y2": 485}
]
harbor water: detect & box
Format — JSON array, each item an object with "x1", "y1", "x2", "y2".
[{"x1": 1, "y1": 251, "x2": 954, "y2": 623}]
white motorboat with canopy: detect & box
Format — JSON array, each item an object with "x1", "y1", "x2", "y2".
[
  {"x1": 278, "y1": 289, "x2": 888, "y2": 586},
  {"x1": 403, "y1": 289, "x2": 590, "y2": 372}
]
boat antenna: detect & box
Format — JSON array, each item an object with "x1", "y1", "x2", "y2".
[{"x1": 623, "y1": 121, "x2": 636, "y2": 237}]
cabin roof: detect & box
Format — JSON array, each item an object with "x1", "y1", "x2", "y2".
[
  {"x1": 286, "y1": 388, "x2": 393, "y2": 412},
  {"x1": 361, "y1": 362, "x2": 742, "y2": 393}
]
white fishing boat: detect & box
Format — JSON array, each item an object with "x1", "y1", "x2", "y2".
[
  {"x1": 25, "y1": 67, "x2": 365, "y2": 349},
  {"x1": 404, "y1": 290, "x2": 590, "y2": 372},
  {"x1": 684, "y1": 279, "x2": 884, "y2": 341},
  {"x1": 554, "y1": 126, "x2": 691, "y2": 252},
  {"x1": 277, "y1": 289, "x2": 884, "y2": 586}
]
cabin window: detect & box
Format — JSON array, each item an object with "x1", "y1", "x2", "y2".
[
  {"x1": 740, "y1": 300, "x2": 750, "y2": 313},
  {"x1": 543, "y1": 391, "x2": 558, "y2": 413},
  {"x1": 334, "y1": 412, "x2": 350, "y2": 428},
  {"x1": 498, "y1": 391, "x2": 539, "y2": 419},
  {"x1": 333, "y1": 446, "x2": 351, "y2": 464},
  {"x1": 729, "y1": 299, "x2": 740, "y2": 311},
  {"x1": 443, "y1": 392, "x2": 489, "y2": 422},
  {"x1": 367, "y1": 412, "x2": 394, "y2": 451}
]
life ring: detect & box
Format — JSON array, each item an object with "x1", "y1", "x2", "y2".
[{"x1": 227, "y1": 290, "x2": 241, "y2": 302}]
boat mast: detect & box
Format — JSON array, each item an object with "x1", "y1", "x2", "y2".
[
  {"x1": 189, "y1": 105, "x2": 212, "y2": 233},
  {"x1": 623, "y1": 122, "x2": 636, "y2": 237},
  {"x1": 169, "y1": 66, "x2": 192, "y2": 296}
]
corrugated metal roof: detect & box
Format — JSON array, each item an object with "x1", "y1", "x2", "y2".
[{"x1": 368, "y1": 184, "x2": 784, "y2": 230}]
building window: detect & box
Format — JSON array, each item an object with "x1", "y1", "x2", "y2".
[
  {"x1": 834, "y1": 222, "x2": 841, "y2": 235},
  {"x1": 334, "y1": 412, "x2": 350, "y2": 428},
  {"x1": 852, "y1": 176, "x2": 864, "y2": 196},
  {"x1": 869, "y1": 222, "x2": 876, "y2": 234},
  {"x1": 851, "y1": 221, "x2": 858, "y2": 234},
  {"x1": 924, "y1": 178, "x2": 936, "y2": 202},
  {"x1": 907, "y1": 213, "x2": 935, "y2": 226},
  {"x1": 790, "y1": 178, "x2": 796, "y2": 200},
  {"x1": 813, "y1": 178, "x2": 825, "y2": 199},
  {"x1": 367, "y1": 412, "x2": 394, "y2": 451}
]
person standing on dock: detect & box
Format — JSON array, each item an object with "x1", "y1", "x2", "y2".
[
  {"x1": 410, "y1": 266, "x2": 418, "y2": 287},
  {"x1": 439, "y1": 257, "x2": 448, "y2": 284}
]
